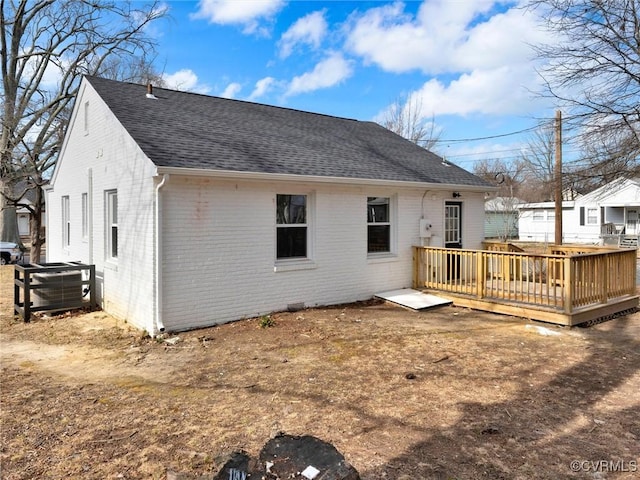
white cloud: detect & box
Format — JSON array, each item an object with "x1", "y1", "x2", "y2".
[
  {"x1": 345, "y1": 1, "x2": 548, "y2": 75},
  {"x1": 191, "y1": 0, "x2": 285, "y2": 34},
  {"x1": 221, "y1": 82, "x2": 242, "y2": 98},
  {"x1": 162, "y1": 69, "x2": 211, "y2": 94},
  {"x1": 355, "y1": 1, "x2": 558, "y2": 119},
  {"x1": 286, "y1": 53, "x2": 353, "y2": 96},
  {"x1": 278, "y1": 9, "x2": 327, "y2": 58},
  {"x1": 248, "y1": 76, "x2": 276, "y2": 100},
  {"x1": 410, "y1": 65, "x2": 543, "y2": 117}
]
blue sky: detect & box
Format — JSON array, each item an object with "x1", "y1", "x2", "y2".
[{"x1": 151, "y1": 0, "x2": 561, "y2": 171}]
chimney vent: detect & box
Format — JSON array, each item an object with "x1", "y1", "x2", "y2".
[{"x1": 146, "y1": 83, "x2": 157, "y2": 99}]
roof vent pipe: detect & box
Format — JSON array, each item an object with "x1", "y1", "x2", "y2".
[{"x1": 146, "y1": 83, "x2": 157, "y2": 99}]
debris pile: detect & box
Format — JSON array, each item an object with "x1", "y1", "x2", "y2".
[{"x1": 166, "y1": 433, "x2": 360, "y2": 480}]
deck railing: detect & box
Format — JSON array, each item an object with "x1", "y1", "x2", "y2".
[{"x1": 413, "y1": 246, "x2": 637, "y2": 314}]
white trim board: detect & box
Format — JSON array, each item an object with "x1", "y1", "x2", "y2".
[{"x1": 375, "y1": 288, "x2": 452, "y2": 311}]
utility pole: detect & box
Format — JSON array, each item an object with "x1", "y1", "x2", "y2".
[{"x1": 554, "y1": 110, "x2": 563, "y2": 245}]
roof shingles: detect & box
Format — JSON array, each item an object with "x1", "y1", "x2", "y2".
[{"x1": 87, "y1": 76, "x2": 490, "y2": 188}]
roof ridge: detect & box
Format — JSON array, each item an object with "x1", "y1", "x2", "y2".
[{"x1": 85, "y1": 75, "x2": 361, "y2": 123}]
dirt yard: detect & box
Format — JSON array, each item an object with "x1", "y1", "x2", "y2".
[{"x1": 1, "y1": 265, "x2": 639, "y2": 480}]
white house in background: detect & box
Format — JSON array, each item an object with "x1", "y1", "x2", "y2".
[
  {"x1": 484, "y1": 196, "x2": 523, "y2": 240},
  {"x1": 46, "y1": 76, "x2": 493, "y2": 335},
  {"x1": 518, "y1": 178, "x2": 640, "y2": 244},
  {"x1": 12, "y1": 180, "x2": 46, "y2": 246}
]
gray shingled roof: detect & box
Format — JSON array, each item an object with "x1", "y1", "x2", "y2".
[{"x1": 86, "y1": 76, "x2": 491, "y2": 188}]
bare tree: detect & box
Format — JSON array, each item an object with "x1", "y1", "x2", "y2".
[
  {"x1": 1, "y1": 0, "x2": 167, "y2": 262},
  {"x1": 380, "y1": 93, "x2": 442, "y2": 151},
  {"x1": 564, "y1": 134, "x2": 639, "y2": 192},
  {"x1": 473, "y1": 158, "x2": 526, "y2": 240},
  {"x1": 528, "y1": 0, "x2": 640, "y2": 176},
  {"x1": 519, "y1": 119, "x2": 556, "y2": 201}
]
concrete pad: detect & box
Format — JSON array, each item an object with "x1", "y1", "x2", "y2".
[{"x1": 375, "y1": 288, "x2": 452, "y2": 311}]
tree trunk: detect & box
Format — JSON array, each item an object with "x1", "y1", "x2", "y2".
[{"x1": 29, "y1": 184, "x2": 45, "y2": 263}]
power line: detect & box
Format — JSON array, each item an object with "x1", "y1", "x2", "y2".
[
  {"x1": 444, "y1": 148, "x2": 582, "y2": 163},
  {"x1": 436, "y1": 113, "x2": 589, "y2": 144},
  {"x1": 438, "y1": 125, "x2": 540, "y2": 143}
]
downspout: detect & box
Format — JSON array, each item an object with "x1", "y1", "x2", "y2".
[{"x1": 155, "y1": 174, "x2": 169, "y2": 334}]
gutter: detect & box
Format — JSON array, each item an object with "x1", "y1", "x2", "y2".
[
  {"x1": 154, "y1": 174, "x2": 169, "y2": 334},
  {"x1": 155, "y1": 166, "x2": 497, "y2": 192}
]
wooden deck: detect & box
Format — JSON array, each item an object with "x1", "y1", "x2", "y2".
[{"x1": 412, "y1": 244, "x2": 638, "y2": 326}]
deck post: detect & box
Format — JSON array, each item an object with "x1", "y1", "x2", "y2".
[
  {"x1": 476, "y1": 251, "x2": 485, "y2": 299},
  {"x1": 89, "y1": 264, "x2": 97, "y2": 309},
  {"x1": 23, "y1": 270, "x2": 31, "y2": 322},
  {"x1": 564, "y1": 256, "x2": 573, "y2": 314},
  {"x1": 600, "y1": 254, "x2": 608, "y2": 304},
  {"x1": 413, "y1": 247, "x2": 419, "y2": 289}
]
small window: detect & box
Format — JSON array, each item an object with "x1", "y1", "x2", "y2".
[
  {"x1": 533, "y1": 211, "x2": 544, "y2": 222},
  {"x1": 276, "y1": 194, "x2": 307, "y2": 259},
  {"x1": 106, "y1": 190, "x2": 118, "y2": 260},
  {"x1": 81, "y1": 193, "x2": 88, "y2": 239},
  {"x1": 587, "y1": 208, "x2": 598, "y2": 225},
  {"x1": 62, "y1": 196, "x2": 70, "y2": 247},
  {"x1": 367, "y1": 197, "x2": 391, "y2": 253}
]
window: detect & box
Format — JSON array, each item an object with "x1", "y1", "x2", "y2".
[
  {"x1": 367, "y1": 197, "x2": 391, "y2": 253},
  {"x1": 106, "y1": 190, "x2": 118, "y2": 260},
  {"x1": 587, "y1": 208, "x2": 598, "y2": 225},
  {"x1": 81, "y1": 193, "x2": 88, "y2": 239},
  {"x1": 62, "y1": 196, "x2": 70, "y2": 248},
  {"x1": 276, "y1": 194, "x2": 307, "y2": 259},
  {"x1": 533, "y1": 211, "x2": 545, "y2": 222},
  {"x1": 445, "y1": 203, "x2": 461, "y2": 244}
]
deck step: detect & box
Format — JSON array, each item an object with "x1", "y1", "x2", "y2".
[{"x1": 619, "y1": 236, "x2": 638, "y2": 248}]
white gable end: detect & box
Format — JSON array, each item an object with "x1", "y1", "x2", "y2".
[{"x1": 47, "y1": 78, "x2": 159, "y2": 332}]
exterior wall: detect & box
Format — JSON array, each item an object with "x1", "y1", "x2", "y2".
[
  {"x1": 160, "y1": 176, "x2": 486, "y2": 332},
  {"x1": 518, "y1": 206, "x2": 602, "y2": 243},
  {"x1": 46, "y1": 81, "x2": 157, "y2": 331},
  {"x1": 565, "y1": 202, "x2": 601, "y2": 243},
  {"x1": 518, "y1": 208, "x2": 556, "y2": 243}
]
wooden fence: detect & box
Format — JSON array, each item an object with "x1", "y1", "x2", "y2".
[{"x1": 413, "y1": 246, "x2": 637, "y2": 324}]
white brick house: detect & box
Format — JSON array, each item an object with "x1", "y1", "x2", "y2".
[{"x1": 46, "y1": 76, "x2": 492, "y2": 334}]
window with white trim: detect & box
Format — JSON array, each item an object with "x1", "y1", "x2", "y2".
[
  {"x1": 81, "y1": 193, "x2": 88, "y2": 239},
  {"x1": 106, "y1": 190, "x2": 118, "y2": 260},
  {"x1": 587, "y1": 208, "x2": 598, "y2": 225},
  {"x1": 367, "y1": 197, "x2": 391, "y2": 253},
  {"x1": 62, "y1": 196, "x2": 70, "y2": 248},
  {"x1": 276, "y1": 194, "x2": 307, "y2": 259},
  {"x1": 533, "y1": 211, "x2": 544, "y2": 222}
]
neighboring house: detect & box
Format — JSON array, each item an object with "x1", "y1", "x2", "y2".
[
  {"x1": 46, "y1": 76, "x2": 493, "y2": 334},
  {"x1": 16, "y1": 181, "x2": 46, "y2": 245},
  {"x1": 8, "y1": 180, "x2": 46, "y2": 247},
  {"x1": 484, "y1": 196, "x2": 523, "y2": 240},
  {"x1": 518, "y1": 178, "x2": 640, "y2": 244}
]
